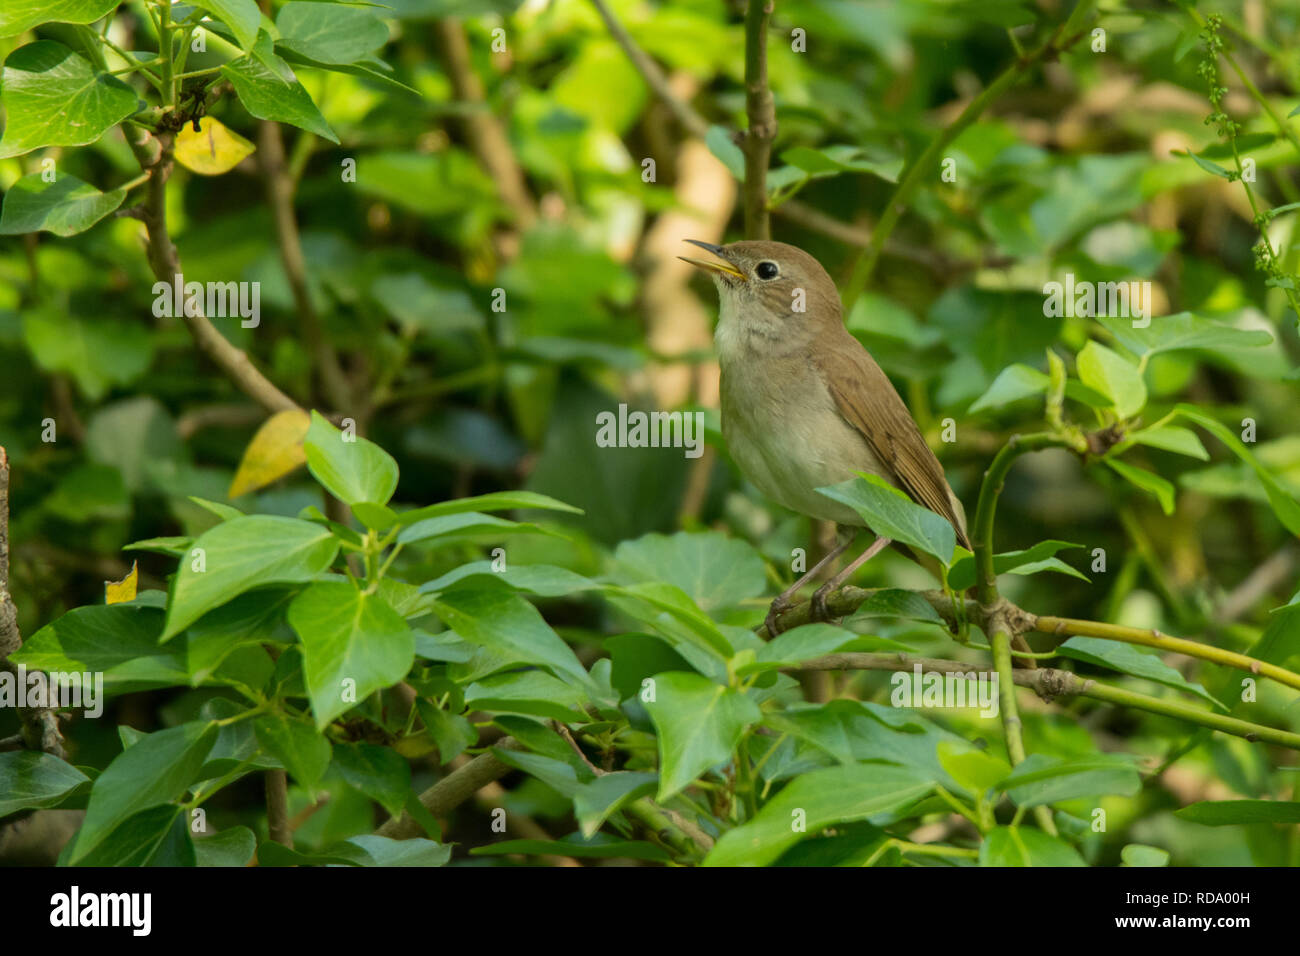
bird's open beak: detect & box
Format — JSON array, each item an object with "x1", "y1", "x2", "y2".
[{"x1": 678, "y1": 239, "x2": 747, "y2": 281}]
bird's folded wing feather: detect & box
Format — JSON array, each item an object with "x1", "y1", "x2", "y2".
[{"x1": 816, "y1": 334, "x2": 973, "y2": 550}]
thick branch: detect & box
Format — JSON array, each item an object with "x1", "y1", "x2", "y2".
[
  {"x1": 742, "y1": 0, "x2": 776, "y2": 239},
  {"x1": 377, "y1": 737, "x2": 523, "y2": 839}
]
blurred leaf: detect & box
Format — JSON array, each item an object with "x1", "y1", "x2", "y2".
[
  {"x1": 194, "y1": 826, "x2": 257, "y2": 867},
  {"x1": 23, "y1": 310, "x2": 154, "y2": 401},
  {"x1": 1173, "y1": 406, "x2": 1300, "y2": 534},
  {"x1": 1105, "y1": 460, "x2": 1175, "y2": 515},
  {"x1": 979, "y1": 826, "x2": 1085, "y2": 866},
  {"x1": 1174, "y1": 800, "x2": 1300, "y2": 825},
  {"x1": 706, "y1": 125, "x2": 745, "y2": 180},
  {"x1": 1123, "y1": 425, "x2": 1209, "y2": 460}
]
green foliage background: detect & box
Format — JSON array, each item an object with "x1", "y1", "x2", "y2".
[{"x1": 1, "y1": 0, "x2": 1299, "y2": 868}]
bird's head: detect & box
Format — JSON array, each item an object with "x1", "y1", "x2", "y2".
[{"x1": 679, "y1": 239, "x2": 842, "y2": 347}]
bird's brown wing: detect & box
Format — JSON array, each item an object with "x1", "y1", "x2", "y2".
[{"x1": 816, "y1": 330, "x2": 972, "y2": 550}]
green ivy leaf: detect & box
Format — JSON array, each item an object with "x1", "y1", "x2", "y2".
[
  {"x1": 221, "y1": 49, "x2": 339, "y2": 143},
  {"x1": 414, "y1": 699, "x2": 475, "y2": 763},
  {"x1": 275, "y1": 1, "x2": 390, "y2": 65},
  {"x1": 0, "y1": 172, "x2": 126, "y2": 236},
  {"x1": 705, "y1": 124, "x2": 744, "y2": 179},
  {"x1": 613, "y1": 531, "x2": 766, "y2": 611},
  {"x1": 465, "y1": 669, "x2": 590, "y2": 722},
  {"x1": 70, "y1": 805, "x2": 195, "y2": 866},
  {"x1": 937, "y1": 741, "x2": 1012, "y2": 796},
  {"x1": 0, "y1": 751, "x2": 90, "y2": 817},
  {"x1": 1076, "y1": 340, "x2": 1146, "y2": 419},
  {"x1": 703, "y1": 764, "x2": 933, "y2": 866},
  {"x1": 332, "y1": 742, "x2": 411, "y2": 816},
  {"x1": 817, "y1": 473, "x2": 957, "y2": 566},
  {"x1": 642, "y1": 672, "x2": 761, "y2": 800},
  {"x1": 288, "y1": 582, "x2": 415, "y2": 729},
  {"x1": 1121, "y1": 844, "x2": 1170, "y2": 866},
  {"x1": 572, "y1": 772, "x2": 658, "y2": 838},
  {"x1": 0, "y1": 41, "x2": 141, "y2": 157},
  {"x1": 1123, "y1": 425, "x2": 1209, "y2": 460},
  {"x1": 430, "y1": 588, "x2": 590, "y2": 686},
  {"x1": 161, "y1": 515, "x2": 340, "y2": 640},
  {"x1": 253, "y1": 713, "x2": 332, "y2": 790},
  {"x1": 194, "y1": 826, "x2": 257, "y2": 867},
  {"x1": 0, "y1": 0, "x2": 120, "y2": 37},
  {"x1": 70, "y1": 721, "x2": 219, "y2": 863},
  {"x1": 11, "y1": 603, "x2": 189, "y2": 692},
  {"x1": 303, "y1": 410, "x2": 399, "y2": 508}
]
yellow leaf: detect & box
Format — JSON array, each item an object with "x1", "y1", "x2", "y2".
[
  {"x1": 229, "y1": 409, "x2": 312, "y2": 498},
  {"x1": 106, "y1": 562, "x2": 138, "y2": 605},
  {"x1": 174, "y1": 117, "x2": 255, "y2": 176}
]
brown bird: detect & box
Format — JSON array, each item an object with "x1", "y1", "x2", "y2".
[{"x1": 680, "y1": 238, "x2": 984, "y2": 641}]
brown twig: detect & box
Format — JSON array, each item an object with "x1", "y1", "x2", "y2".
[
  {"x1": 742, "y1": 0, "x2": 776, "y2": 239},
  {"x1": 265, "y1": 769, "x2": 292, "y2": 847},
  {"x1": 258, "y1": 120, "x2": 353, "y2": 410},
  {"x1": 434, "y1": 19, "x2": 536, "y2": 228},
  {"x1": 376, "y1": 736, "x2": 523, "y2": 839},
  {"x1": 124, "y1": 126, "x2": 299, "y2": 414},
  {"x1": 588, "y1": 0, "x2": 710, "y2": 140}
]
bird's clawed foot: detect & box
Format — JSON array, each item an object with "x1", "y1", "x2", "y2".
[
  {"x1": 765, "y1": 595, "x2": 792, "y2": 637},
  {"x1": 810, "y1": 582, "x2": 837, "y2": 622}
]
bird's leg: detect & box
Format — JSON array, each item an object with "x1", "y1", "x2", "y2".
[
  {"x1": 765, "y1": 533, "x2": 857, "y2": 637},
  {"x1": 810, "y1": 535, "x2": 893, "y2": 622}
]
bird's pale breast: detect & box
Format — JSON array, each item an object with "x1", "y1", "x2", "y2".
[{"x1": 720, "y1": 352, "x2": 889, "y2": 527}]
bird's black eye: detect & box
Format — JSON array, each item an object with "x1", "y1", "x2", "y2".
[{"x1": 756, "y1": 261, "x2": 779, "y2": 280}]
